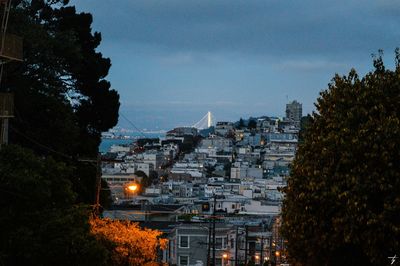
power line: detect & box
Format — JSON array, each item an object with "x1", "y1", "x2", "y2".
[
  {"x1": 119, "y1": 112, "x2": 147, "y2": 138},
  {"x1": 9, "y1": 125, "x2": 103, "y2": 215},
  {"x1": 9, "y1": 125, "x2": 73, "y2": 160}
]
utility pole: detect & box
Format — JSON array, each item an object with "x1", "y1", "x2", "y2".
[
  {"x1": 244, "y1": 225, "x2": 248, "y2": 266},
  {"x1": 78, "y1": 154, "x2": 102, "y2": 216},
  {"x1": 94, "y1": 153, "x2": 102, "y2": 215},
  {"x1": 260, "y1": 236, "x2": 264, "y2": 266},
  {"x1": 235, "y1": 226, "x2": 239, "y2": 266},
  {"x1": 207, "y1": 217, "x2": 212, "y2": 266},
  {"x1": 212, "y1": 195, "x2": 217, "y2": 266},
  {"x1": 269, "y1": 235, "x2": 274, "y2": 266},
  {"x1": 0, "y1": 115, "x2": 8, "y2": 145},
  {"x1": 0, "y1": 93, "x2": 13, "y2": 149}
]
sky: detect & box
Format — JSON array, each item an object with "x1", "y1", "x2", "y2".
[{"x1": 71, "y1": 0, "x2": 400, "y2": 131}]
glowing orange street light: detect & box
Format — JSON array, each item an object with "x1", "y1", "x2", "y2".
[
  {"x1": 128, "y1": 184, "x2": 138, "y2": 192},
  {"x1": 255, "y1": 255, "x2": 260, "y2": 260},
  {"x1": 222, "y1": 253, "x2": 228, "y2": 259},
  {"x1": 275, "y1": 251, "x2": 280, "y2": 257}
]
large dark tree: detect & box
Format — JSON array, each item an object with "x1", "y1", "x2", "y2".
[
  {"x1": 0, "y1": 1, "x2": 119, "y2": 264},
  {"x1": 282, "y1": 52, "x2": 400, "y2": 265},
  {"x1": 0, "y1": 145, "x2": 108, "y2": 266},
  {"x1": 4, "y1": 0, "x2": 119, "y2": 203}
]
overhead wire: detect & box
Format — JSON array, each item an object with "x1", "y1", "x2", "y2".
[
  {"x1": 9, "y1": 125, "x2": 73, "y2": 160},
  {"x1": 119, "y1": 112, "x2": 147, "y2": 138}
]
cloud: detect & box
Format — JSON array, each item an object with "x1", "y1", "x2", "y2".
[
  {"x1": 73, "y1": 0, "x2": 400, "y2": 59},
  {"x1": 276, "y1": 60, "x2": 347, "y2": 71},
  {"x1": 122, "y1": 100, "x2": 243, "y2": 108},
  {"x1": 158, "y1": 53, "x2": 194, "y2": 65}
]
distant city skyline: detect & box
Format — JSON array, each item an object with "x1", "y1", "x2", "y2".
[{"x1": 72, "y1": 0, "x2": 400, "y2": 130}]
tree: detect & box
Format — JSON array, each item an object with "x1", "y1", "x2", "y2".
[
  {"x1": 0, "y1": 145, "x2": 108, "y2": 266},
  {"x1": 6, "y1": 0, "x2": 120, "y2": 204},
  {"x1": 205, "y1": 164, "x2": 216, "y2": 177},
  {"x1": 281, "y1": 52, "x2": 400, "y2": 265},
  {"x1": 149, "y1": 170, "x2": 159, "y2": 184},
  {"x1": 89, "y1": 217, "x2": 167, "y2": 266},
  {"x1": 134, "y1": 170, "x2": 153, "y2": 194},
  {"x1": 237, "y1": 118, "x2": 245, "y2": 129},
  {"x1": 0, "y1": 1, "x2": 121, "y2": 264},
  {"x1": 247, "y1": 119, "x2": 257, "y2": 130},
  {"x1": 134, "y1": 170, "x2": 148, "y2": 179},
  {"x1": 299, "y1": 114, "x2": 312, "y2": 142}
]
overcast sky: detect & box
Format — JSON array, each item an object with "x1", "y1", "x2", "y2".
[{"x1": 71, "y1": 0, "x2": 400, "y2": 131}]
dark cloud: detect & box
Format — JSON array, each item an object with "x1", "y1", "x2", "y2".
[{"x1": 74, "y1": 0, "x2": 400, "y2": 58}]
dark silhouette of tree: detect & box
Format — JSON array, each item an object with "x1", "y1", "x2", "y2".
[
  {"x1": 282, "y1": 52, "x2": 400, "y2": 266},
  {"x1": 0, "y1": 1, "x2": 121, "y2": 264},
  {"x1": 5, "y1": 1, "x2": 119, "y2": 204},
  {"x1": 237, "y1": 118, "x2": 245, "y2": 129},
  {"x1": 247, "y1": 119, "x2": 257, "y2": 130},
  {"x1": 299, "y1": 114, "x2": 312, "y2": 142},
  {"x1": 0, "y1": 145, "x2": 108, "y2": 266}
]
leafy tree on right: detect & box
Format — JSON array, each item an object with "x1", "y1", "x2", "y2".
[{"x1": 281, "y1": 51, "x2": 400, "y2": 266}]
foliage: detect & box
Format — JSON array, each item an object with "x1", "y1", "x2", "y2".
[
  {"x1": 134, "y1": 170, "x2": 148, "y2": 194},
  {"x1": 180, "y1": 135, "x2": 202, "y2": 154},
  {"x1": 137, "y1": 171, "x2": 159, "y2": 194},
  {"x1": 247, "y1": 119, "x2": 257, "y2": 130},
  {"x1": 282, "y1": 53, "x2": 400, "y2": 265},
  {"x1": 237, "y1": 118, "x2": 245, "y2": 129},
  {"x1": 6, "y1": 0, "x2": 119, "y2": 204},
  {"x1": 134, "y1": 170, "x2": 148, "y2": 179},
  {"x1": 299, "y1": 114, "x2": 312, "y2": 142},
  {"x1": 205, "y1": 164, "x2": 216, "y2": 177},
  {"x1": 0, "y1": 1, "x2": 122, "y2": 264},
  {"x1": 89, "y1": 217, "x2": 167, "y2": 266},
  {"x1": 0, "y1": 145, "x2": 108, "y2": 266},
  {"x1": 149, "y1": 170, "x2": 159, "y2": 184},
  {"x1": 136, "y1": 138, "x2": 160, "y2": 147}
]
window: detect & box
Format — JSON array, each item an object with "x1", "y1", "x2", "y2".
[
  {"x1": 179, "y1": 255, "x2": 189, "y2": 266},
  {"x1": 179, "y1": 235, "x2": 189, "y2": 248},
  {"x1": 215, "y1": 237, "x2": 226, "y2": 249},
  {"x1": 215, "y1": 258, "x2": 222, "y2": 266}
]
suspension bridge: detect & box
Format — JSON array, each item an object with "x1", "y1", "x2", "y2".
[{"x1": 192, "y1": 111, "x2": 215, "y2": 129}]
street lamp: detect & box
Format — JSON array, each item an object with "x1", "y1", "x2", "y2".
[
  {"x1": 125, "y1": 183, "x2": 139, "y2": 199},
  {"x1": 222, "y1": 253, "x2": 229, "y2": 266},
  {"x1": 128, "y1": 184, "x2": 138, "y2": 192}
]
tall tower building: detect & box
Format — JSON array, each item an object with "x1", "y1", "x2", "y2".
[{"x1": 286, "y1": 100, "x2": 302, "y2": 122}]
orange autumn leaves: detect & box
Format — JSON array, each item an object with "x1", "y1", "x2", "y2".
[{"x1": 89, "y1": 217, "x2": 168, "y2": 266}]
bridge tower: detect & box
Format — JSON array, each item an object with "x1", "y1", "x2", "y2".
[{"x1": 192, "y1": 111, "x2": 215, "y2": 129}]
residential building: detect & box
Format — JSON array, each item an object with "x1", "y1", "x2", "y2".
[
  {"x1": 285, "y1": 100, "x2": 302, "y2": 123},
  {"x1": 168, "y1": 223, "x2": 235, "y2": 266}
]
